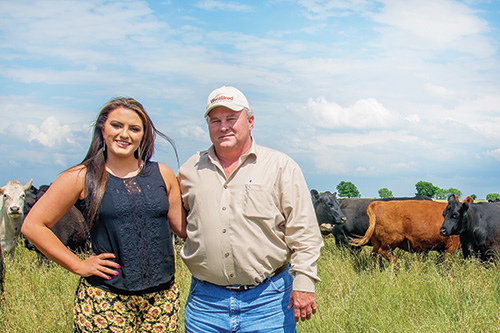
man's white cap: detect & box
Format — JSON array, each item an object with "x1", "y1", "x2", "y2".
[{"x1": 205, "y1": 86, "x2": 250, "y2": 117}]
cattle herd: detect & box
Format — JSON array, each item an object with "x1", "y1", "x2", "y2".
[
  {"x1": 311, "y1": 189, "x2": 500, "y2": 263},
  {"x1": 1, "y1": 179, "x2": 500, "y2": 294},
  {"x1": 0, "y1": 180, "x2": 90, "y2": 294}
]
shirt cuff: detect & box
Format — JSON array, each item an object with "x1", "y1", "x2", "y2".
[{"x1": 292, "y1": 273, "x2": 316, "y2": 293}]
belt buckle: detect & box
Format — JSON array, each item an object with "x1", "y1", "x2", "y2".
[{"x1": 226, "y1": 284, "x2": 252, "y2": 291}]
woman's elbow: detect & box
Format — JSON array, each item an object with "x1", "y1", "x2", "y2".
[
  {"x1": 176, "y1": 229, "x2": 187, "y2": 239},
  {"x1": 20, "y1": 219, "x2": 33, "y2": 240}
]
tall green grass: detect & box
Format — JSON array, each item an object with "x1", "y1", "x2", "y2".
[{"x1": 2, "y1": 238, "x2": 500, "y2": 332}]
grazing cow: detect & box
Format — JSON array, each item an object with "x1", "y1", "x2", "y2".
[
  {"x1": 311, "y1": 190, "x2": 346, "y2": 234},
  {"x1": 351, "y1": 200, "x2": 461, "y2": 263},
  {"x1": 0, "y1": 179, "x2": 32, "y2": 254},
  {"x1": 332, "y1": 196, "x2": 432, "y2": 250},
  {"x1": 23, "y1": 185, "x2": 90, "y2": 263},
  {"x1": 440, "y1": 194, "x2": 500, "y2": 261}
]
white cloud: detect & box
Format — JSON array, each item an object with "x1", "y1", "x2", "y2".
[
  {"x1": 178, "y1": 125, "x2": 208, "y2": 141},
  {"x1": 195, "y1": 1, "x2": 253, "y2": 11},
  {"x1": 406, "y1": 114, "x2": 420, "y2": 123},
  {"x1": 53, "y1": 153, "x2": 69, "y2": 167},
  {"x1": 370, "y1": 0, "x2": 494, "y2": 57},
  {"x1": 295, "y1": 0, "x2": 374, "y2": 19},
  {"x1": 424, "y1": 82, "x2": 456, "y2": 100},
  {"x1": 486, "y1": 148, "x2": 500, "y2": 162},
  {"x1": 374, "y1": 0, "x2": 486, "y2": 42},
  {"x1": 306, "y1": 97, "x2": 397, "y2": 129},
  {"x1": 26, "y1": 116, "x2": 75, "y2": 148}
]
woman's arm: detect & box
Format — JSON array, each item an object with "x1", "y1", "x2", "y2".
[
  {"x1": 159, "y1": 163, "x2": 187, "y2": 239},
  {"x1": 21, "y1": 166, "x2": 119, "y2": 279}
]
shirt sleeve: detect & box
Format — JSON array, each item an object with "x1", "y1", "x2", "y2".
[{"x1": 279, "y1": 158, "x2": 324, "y2": 293}]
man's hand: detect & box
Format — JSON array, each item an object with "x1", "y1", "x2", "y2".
[{"x1": 288, "y1": 290, "x2": 317, "y2": 322}]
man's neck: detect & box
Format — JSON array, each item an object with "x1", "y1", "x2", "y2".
[{"x1": 215, "y1": 147, "x2": 250, "y2": 178}]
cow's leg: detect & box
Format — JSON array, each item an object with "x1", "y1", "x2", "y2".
[
  {"x1": 370, "y1": 239, "x2": 385, "y2": 268},
  {"x1": 379, "y1": 246, "x2": 397, "y2": 264}
]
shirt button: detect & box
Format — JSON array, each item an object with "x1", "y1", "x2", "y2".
[
  {"x1": 222, "y1": 207, "x2": 226, "y2": 211},
  {"x1": 230, "y1": 273, "x2": 234, "y2": 278},
  {"x1": 222, "y1": 229, "x2": 227, "y2": 233},
  {"x1": 225, "y1": 252, "x2": 229, "y2": 257},
  {"x1": 224, "y1": 185, "x2": 228, "y2": 189}
]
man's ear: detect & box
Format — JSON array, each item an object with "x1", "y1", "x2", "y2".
[{"x1": 248, "y1": 114, "x2": 254, "y2": 131}]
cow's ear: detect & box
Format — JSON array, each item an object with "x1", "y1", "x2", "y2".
[
  {"x1": 24, "y1": 179, "x2": 33, "y2": 191},
  {"x1": 333, "y1": 192, "x2": 338, "y2": 198},
  {"x1": 460, "y1": 202, "x2": 469, "y2": 218},
  {"x1": 311, "y1": 189, "x2": 319, "y2": 200},
  {"x1": 448, "y1": 194, "x2": 457, "y2": 203}
]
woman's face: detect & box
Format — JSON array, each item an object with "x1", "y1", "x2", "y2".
[{"x1": 101, "y1": 107, "x2": 144, "y2": 159}]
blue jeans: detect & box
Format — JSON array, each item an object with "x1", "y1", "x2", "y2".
[{"x1": 184, "y1": 268, "x2": 296, "y2": 333}]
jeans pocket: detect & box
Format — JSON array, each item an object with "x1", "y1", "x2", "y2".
[
  {"x1": 269, "y1": 274, "x2": 293, "y2": 293},
  {"x1": 189, "y1": 277, "x2": 201, "y2": 295}
]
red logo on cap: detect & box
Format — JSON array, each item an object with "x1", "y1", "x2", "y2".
[{"x1": 210, "y1": 95, "x2": 234, "y2": 104}]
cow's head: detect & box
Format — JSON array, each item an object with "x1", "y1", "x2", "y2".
[
  {"x1": 311, "y1": 189, "x2": 346, "y2": 232},
  {"x1": 1, "y1": 179, "x2": 33, "y2": 218},
  {"x1": 440, "y1": 194, "x2": 468, "y2": 236}
]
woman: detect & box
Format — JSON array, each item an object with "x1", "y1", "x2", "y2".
[{"x1": 22, "y1": 97, "x2": 186, "y2": 332}]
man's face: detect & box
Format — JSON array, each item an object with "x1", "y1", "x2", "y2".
[{"x1": 207, "y1": 106, "x2": 254, "y2": 155}]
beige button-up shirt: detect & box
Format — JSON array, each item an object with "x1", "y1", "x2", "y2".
[{"x1": 178, "y1": 140, "x2": 323, "y2": 292}]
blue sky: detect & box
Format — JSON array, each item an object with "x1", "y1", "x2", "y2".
[{"x1": 1, "y1": 0, "x2": 499, "y2": 198}]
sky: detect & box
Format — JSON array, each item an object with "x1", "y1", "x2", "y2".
[{"x1": 1, "y1": 0, "x2": 499, "y2": 199}]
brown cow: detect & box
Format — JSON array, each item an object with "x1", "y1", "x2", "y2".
[
  {"x1": 350, "y1": 200, "x2": 461, "y2": 263},
  {"x1": 463, "y1": 196, "x2": 474, "y2": 203}
]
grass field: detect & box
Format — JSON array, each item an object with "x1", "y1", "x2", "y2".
[{"x1": 1, "y1": 237, "x2": 500, "y2": 332}]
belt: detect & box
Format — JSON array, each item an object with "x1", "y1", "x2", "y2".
[{"x1": 225, "y1": 264, "x2": 288, "y2": 291}]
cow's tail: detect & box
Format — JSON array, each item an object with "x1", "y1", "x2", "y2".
[{"x1": 349, "y1": 203, "x2": 376, "y2": 247}]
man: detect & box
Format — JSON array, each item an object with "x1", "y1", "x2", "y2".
[{"x1": 178, "y1": 86, "x2": 323, "y2": 332}]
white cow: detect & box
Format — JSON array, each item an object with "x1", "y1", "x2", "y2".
[{"x1": 0, "y1": 179, "x2": 32, "y2": 254}]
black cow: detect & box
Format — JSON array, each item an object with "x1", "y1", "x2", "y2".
[
  {"x1": 332, "y1": 195, "x2": 432, "y2": 250},
  {"x1": 440, "y1": 194, "x2": 500, "y2": 261},
  {"x1": 311, "y1": 190, "x2": 346, "y2": 234},
  {"x1": 24, "y1": 185, "x2": 90, "y2": 264}
]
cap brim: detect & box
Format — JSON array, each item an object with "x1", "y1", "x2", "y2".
[{"x1": 204, "y1": 104, "x2": 245, "y2": 117}]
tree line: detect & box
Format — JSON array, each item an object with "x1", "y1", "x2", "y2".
[{"x1": 335, "y1": 180, "x2": 500, "y2": 201}]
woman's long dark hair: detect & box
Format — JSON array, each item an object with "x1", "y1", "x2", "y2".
[{"x1": 81, "y1": 97, "x2": 178, "y2": 227}]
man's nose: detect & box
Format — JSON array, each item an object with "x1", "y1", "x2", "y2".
[{"x1": 219, "y1": 121, "x2": 230, "y2": 131}]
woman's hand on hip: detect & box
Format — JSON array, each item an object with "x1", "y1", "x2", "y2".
[{"x1": 75, "y1": 253, "x2": 120, "y2": 279}]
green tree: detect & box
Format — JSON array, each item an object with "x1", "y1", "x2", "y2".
[
  {"x1": 447, "y1": 188, "x2": 462, "y2": 199},
  {"x1": 434, "y1": 188, "x2": 447, "y2": 200},
  {"x1": 415, "y1": 181, "x2": 438, "y2": 198},
  {"x1": 378, "y1": 188, "x2": 393, "y2": 198},
  {"x1": 486, "y1": 193, "x2": 500, "y2": 201},
  {"x1": 471, "y1": 194, "x2": 477, "y2": 200},
  {"x1": 436, "y1": 187, "x2": 463, "y2": 200},
  {"x1": 336, "y1": 181, "x2": 361, "y2": 198}
]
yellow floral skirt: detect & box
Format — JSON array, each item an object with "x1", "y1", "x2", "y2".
[{"x1": 73, "y1": 278, "x2": 179, "y2": 332}]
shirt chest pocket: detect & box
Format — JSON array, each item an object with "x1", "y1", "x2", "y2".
[{"x1": 241, "y1": 184, "x2": 280, "y2": 224}]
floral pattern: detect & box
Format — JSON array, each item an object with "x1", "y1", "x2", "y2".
[{"x1": 74, "y1": 279, "x2": 179, "y2": 332}]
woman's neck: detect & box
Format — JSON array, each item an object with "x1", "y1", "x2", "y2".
[{"x1": 105, "y1": 156, "x2": 142, "y2": 178}]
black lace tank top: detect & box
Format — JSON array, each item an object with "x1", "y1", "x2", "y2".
[{"x1": 78, "y1": 161, "x2": 175, "y2": 295}]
